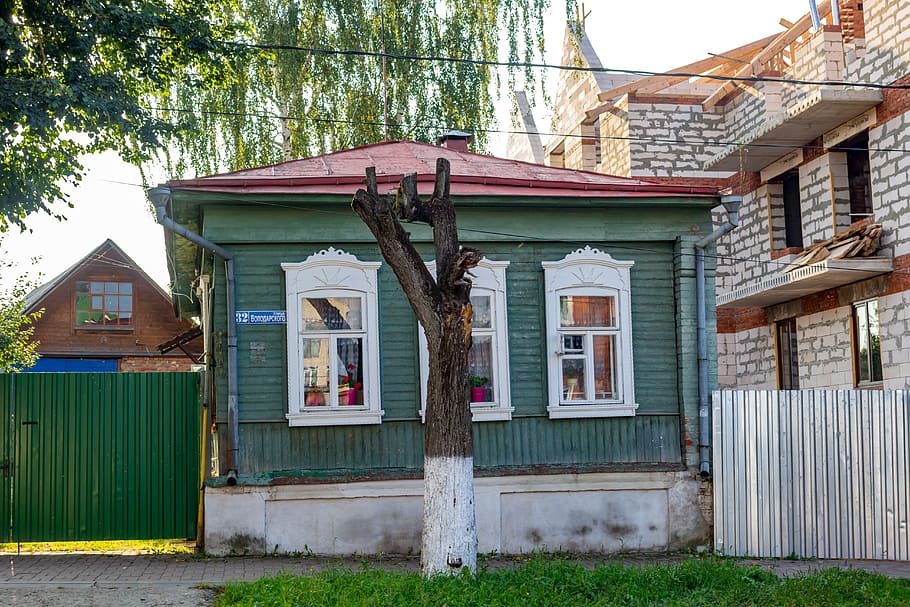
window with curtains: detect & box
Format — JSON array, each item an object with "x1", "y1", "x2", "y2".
[
  {"x1": 418, "y1": 259, "x2": 512, "y2": 421},
  {"x1": 542, "y1": 247, "x2": 638, "y2": 419},
  {"x1": 282, "y1": 248, "x2": 383, "y2": 426}
]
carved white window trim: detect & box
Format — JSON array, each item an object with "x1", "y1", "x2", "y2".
[
  {"x1": 542, "y1": 246, "x2": 638, "y2": 419},
  {"x1": 418, "y1": 258, "x2": 513, "y2": 422},
  {"x1": 281, "y1": 248, "x2": 383, "y2": 426}
]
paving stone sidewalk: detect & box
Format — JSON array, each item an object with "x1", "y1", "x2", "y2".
[{"x1": 2, "y1": 552, "x2": 910, "y2": 587}]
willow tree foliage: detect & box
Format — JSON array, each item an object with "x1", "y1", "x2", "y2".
[
  {"x1": 0, "y1": 0, "x2": 243, "y2": 231},
  {"x1": 160, "y1": 0, "x2": 557, "y2": 176}
]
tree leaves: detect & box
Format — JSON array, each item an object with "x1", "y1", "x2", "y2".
[{"x1": 0, "y1": 0, "x2": 244, "y2": 231}]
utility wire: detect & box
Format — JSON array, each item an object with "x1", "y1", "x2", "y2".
[{"x1": 197, "y1": 36, "x2": 910, "y2": 91}]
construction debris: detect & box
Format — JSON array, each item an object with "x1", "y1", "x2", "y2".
[{"x1": 783, "y1": 222, "x2": 882, "y2": 271}]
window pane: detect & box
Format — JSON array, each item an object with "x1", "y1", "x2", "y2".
[
  {"x1": 593, "y1": 335, "x2": 616, "y2": 399},
  {"x1": 105, "y1": 282, "x2": 119, "y2": 294},
  {"x1": 560, "y1": 295, "x2": 615, "y2": 328},
  {"x1": 90, "y1": 282, "x2": 104, "y2": 294},
  {"x1": 105, "y1": 294, "x2": 119, "y2": 310},
  {"x1": 302, "y1": 297, "x2": 362, "y2": 331},
  {"x1": 76, "y1": 281, "x2": 90, "y2": 294},
  {"x1": 302, "y1": 338, "x2": 329, "y2": 406},
  {"x1": 562, "y1": 358, "x2": 586, "y2": 401},
  {"x1": 119, "y1": 282, "x2": 133, "y2": 294},
  {"x1": 469, "y1": 335, "x2": 493, "y2": 402},
  {"x1": 562, "y1": 334, "x2": 584, "y2": 353},
  {"x1": 869, "y1": 301, "x2": 882, "y2": 382},
  {"x1": 92, "y1": 295, "x2": 103, "y2": 309},
  {"x1": 470, "y1": 294, "x2": 492, "y2": 329},
  {"x1": 119, "y1": 295, "x2": 132, "y2": 312},
  {"x1": 337, "y1": 337, "x2": 363, "y2": 406},
  {"x1": 855, "y1": 303, "x2": 870, "y2": 382}
]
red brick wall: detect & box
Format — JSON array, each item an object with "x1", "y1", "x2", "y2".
[
  {"x1": 120, "y1": 356, "x2": 200, "y2": 373},
  {"x1": 877, "y1": 72, "x2": 910, "y2": 126},
  {"x1": 717, "y1": 307, "x2": 767, "y2": 334}
]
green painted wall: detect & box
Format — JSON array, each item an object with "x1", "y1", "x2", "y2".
[{"x1": 194, "y1": 199, "x2": 713, "y2": 477}]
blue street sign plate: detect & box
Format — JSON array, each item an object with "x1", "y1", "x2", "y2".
[{"x1": 235, "y1": 310, "x2": 287, "y2": 324}]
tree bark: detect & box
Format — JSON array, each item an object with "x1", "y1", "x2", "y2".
[{"x1": 352, "y1": 159, "x2": 479, "y2": 575}]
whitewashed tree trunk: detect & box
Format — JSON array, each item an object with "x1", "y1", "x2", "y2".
[
  {"x1": 421, "y1": 456, "x2": 477, "y2": 573},
  {"x1": 352, "y1": 160, "x2": 480, "y2": 575}
]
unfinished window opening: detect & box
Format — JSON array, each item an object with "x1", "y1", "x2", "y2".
[
  {"x1": 768, "y1": 170, "x2": 804, "y2": 253},
  {"x1": 776, "y1": 317, "x2": 799, "y2": 389},
  {"x1": 844, "y1": 132, "x2": 873, "y2": 222}
]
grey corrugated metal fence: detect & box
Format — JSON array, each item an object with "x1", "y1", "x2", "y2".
[
  {"x1": 0, "y1": 372, "x2": 201, "y2": 543},
  {"x1": 713, "y1": 390, "x2": 910, "y2": 560}
]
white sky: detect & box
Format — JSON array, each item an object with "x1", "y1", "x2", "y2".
[{"x1": 1, "y1": 0, "x2": 803, "y2": 293}]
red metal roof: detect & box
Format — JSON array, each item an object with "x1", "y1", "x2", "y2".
[{"x1": 167, "y1": 140, "x2": 718, "y2": 198}]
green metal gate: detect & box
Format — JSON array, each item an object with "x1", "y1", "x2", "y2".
[{"x1": 0, "y1": 372, "x2": 200, "y2": 543}]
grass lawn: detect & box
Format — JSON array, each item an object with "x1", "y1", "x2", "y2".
[{"x1": 213, "y1": 556, "x2": 910, "y2": 607}]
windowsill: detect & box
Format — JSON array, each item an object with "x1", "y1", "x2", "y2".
[
  {"x1": 471, "y1": 404, "x2": 514, "y2": 422},
  {"x1": 854, "y1": 382, "x2": 883, "y2": 391},
  {"x1": 547, "y1": 402, "x2": 639, "y2": 419},
  {"x1": 73, "y1": 326, "x2": 134, "y2": 332},
  {"x1": 287, "y1": 409, "x2": 383, "y2": 427}
]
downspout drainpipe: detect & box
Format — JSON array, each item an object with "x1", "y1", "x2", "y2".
[
  {"x1": 146, "y1": 187, "x2": 240, "y2": 486},
  {"x1": 694, "y1": 195, "x2": 741, "y2": 477}
]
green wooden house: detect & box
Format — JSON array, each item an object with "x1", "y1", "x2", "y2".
[{"x1": 152, "y1": 136, "x2": 722, "y2": 555}]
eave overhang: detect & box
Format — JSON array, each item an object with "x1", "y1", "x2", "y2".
[
  {"x1": 704, "y1": 87, "x2": 882, "y2": 173},
  {"x1": 717, "y1": 257, "x2": 893, "y2": 308}
]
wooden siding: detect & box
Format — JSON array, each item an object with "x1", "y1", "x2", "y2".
[
  {"x1": 237, "y1": 415, "x2": 681, "y2": 475},
  {"x1": 201, "y1": 203, "x2": 709, "y2": 474}
]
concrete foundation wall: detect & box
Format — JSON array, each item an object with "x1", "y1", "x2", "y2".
[{"x1": 204, "y1": 471, "x2": 711, "y2": 556}]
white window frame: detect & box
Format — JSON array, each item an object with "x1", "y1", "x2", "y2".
[
  {"x1": 418, "y1": 258, "x2": 512, "y2": 422},
  {"x1": 282, "y1": 248, "x2": 383, "y2": 426},
  {"x1": 542, "y1": 246, "x2": 638, "y2": 419}
]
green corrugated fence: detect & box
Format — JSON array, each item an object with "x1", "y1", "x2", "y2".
[{"x1": 0, "y1": 372, "x2": 200, "y2": 542}]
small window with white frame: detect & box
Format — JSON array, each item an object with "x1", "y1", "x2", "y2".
[
  {"x1": 418, "y1": 258, "x2": 512, "y2": 421},
  {"x1": 542, "y1": 246, "x2": 638, "y2": 419},
  {"x1": 282, "y1": 248, "x2": 383, "y2": 426}
]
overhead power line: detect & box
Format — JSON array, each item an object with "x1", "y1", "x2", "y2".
[{"x1": 210, "y1": 38, "x2": 910, "y2": 91}]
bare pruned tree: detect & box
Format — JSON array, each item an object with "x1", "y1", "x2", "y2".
[{"x1": 352, "y1": 158, "x2": 481, "y2": 575}]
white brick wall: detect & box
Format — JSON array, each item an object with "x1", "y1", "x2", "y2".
[
  {"x1": 626, "y1": 102, "x2": 730, "y2": 178},
  {"x1": 854, "y1": 0, "x2": 910, "y2": 84},
  {"x1": 870, "y1": 112, "x2": 910, "y2": 258},
  {"x1": 799, "y1": 155, "x2": 836, "y2": 246},
  {"x1": 796, "y1": 308, "x2": 854, "y2": 389},
  {"x1": 879, "y1": 290, "x2": 910, "y2": 390},
  {"x1": 723, "y1": 325, "x2": 776, "y2": 390}
]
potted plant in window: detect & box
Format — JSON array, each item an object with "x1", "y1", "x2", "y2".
[
  {"x1": 469, "y1": 376, "x2": 488, "y2": 403},
  {"x1": 341, "y1": 363, "x2": 362, "y2": 405},
  {"x1": 305, "y1": 385, "x2": 325, "y2": 406}
]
